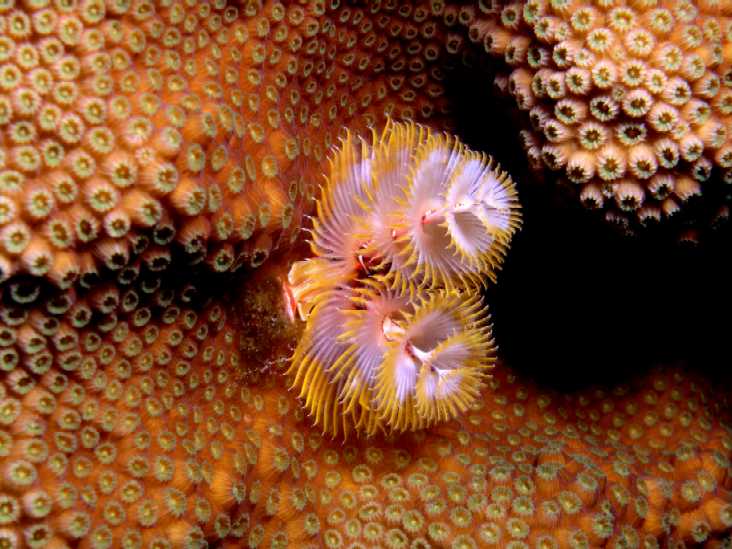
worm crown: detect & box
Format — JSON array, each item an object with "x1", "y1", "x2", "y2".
[{"x1": 286, "y1": 120, "x2": 521, "y2": 437}]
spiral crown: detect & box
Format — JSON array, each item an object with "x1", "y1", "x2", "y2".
[{"x1": 286, "y1": 119, "x2": 521, "y2": 437}]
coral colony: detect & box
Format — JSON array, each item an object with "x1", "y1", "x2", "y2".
[
  {"x1": 286, "y1": 120, "x2": 521, "y2": 437},
  {"x1": 469, "y1": 0, "x2": 732, "y2": 235},
  {"x1": 0, "y1": 1, "x2": 730, "y2": 548}
]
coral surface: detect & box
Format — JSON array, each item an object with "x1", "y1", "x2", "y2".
[
  {"x1": 0, "y1": 263, "x2": 730, "y2": 548},
  {"x1": 0, "y1": 0, "x2": 464, "y2": 285},
  {"x1": 466, "y1": 0, "x2": 732, "y2": 235},
  {"x1": 0, "y1": 0, "x2": 730, "y2": 548}
]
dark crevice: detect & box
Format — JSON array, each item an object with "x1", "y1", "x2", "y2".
[{"x1": 440, "y1": 54, "x2": 732, "y2": 391}]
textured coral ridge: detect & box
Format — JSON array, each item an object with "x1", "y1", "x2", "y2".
[
  {"x1": 286, "y1": 120, "x2": 521, "y2": 438},
  {"x1": 0, "y1": 0, "x2": 467, "y2": 286},
  {"x1": 0, "y1": 260, "x2": 730, "y2": 549},
  {"x1": 254, "y1": 367, "x2": 732, "y2": 549},
  {"x1": 467, "y1": 0, "x2": 732, "y2": 234}
]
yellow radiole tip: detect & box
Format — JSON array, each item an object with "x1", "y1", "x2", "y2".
[{"x1": 285, "y1": 119, "x2": 521, "y2": 438}]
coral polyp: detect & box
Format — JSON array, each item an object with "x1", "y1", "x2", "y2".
[{"x1": 287, "y1": 120, "x2": 521, "y2": 437}]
